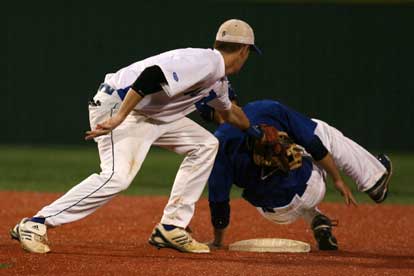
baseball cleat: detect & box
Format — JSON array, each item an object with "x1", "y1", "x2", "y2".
[
  {"x1": 10, "y1": 218, "x2": 51, "y2": 253},
  {"x1": 10, "y1": 224, "x2": 20, "y2": 241},
  {"x1": 148, "y1": 223, "x2": 210, "y2": 253},
  {"x1": 311, "y1": 214, "x2": 338, "y2": 251},
  {"x1": 366, "y1": 154, "x2": 393, "y2": 203}
]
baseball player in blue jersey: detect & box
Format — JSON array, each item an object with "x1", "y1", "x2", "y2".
[{"x1": 196, "y1": 93, "x2": 392, "y2": 250}]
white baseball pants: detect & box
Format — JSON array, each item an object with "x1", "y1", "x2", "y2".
[
  {"x1": 313, "y1": 119, "x2": 385, "y2": 192},
  {"x1": 258, "y1": 119, "x2": 386, "y2": 225},
  {"x1": 257, "y1": 163, "x2": 326, "y2": 225},
  {"x1": 36, "y1": 92, "x2": 218, "y2": 228}
]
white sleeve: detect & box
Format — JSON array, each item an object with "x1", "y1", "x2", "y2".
[
  {"x1": 155, "y1": 49, "x2": 224, "y2": 97},
  {"x1": 206, "y1": 80, "x2": 232, "y2": 111}
]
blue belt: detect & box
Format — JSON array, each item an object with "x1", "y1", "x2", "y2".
[{"x1": 98, "y1": 83, "x2": 116, "y2": 95}]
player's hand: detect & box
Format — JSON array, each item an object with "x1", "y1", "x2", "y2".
[
  {"x1": 334, "y1": 179, "x2": 358, "y2": 206},
  {"x1": 207, "y1": 241, "x2": 224, "y2": 250},
  {"x1": 207, "y1": 228, "x2": 226, "y2": 250},
  {"x1": 85, "y1": 114, "x2": 124, "y2": 140}
]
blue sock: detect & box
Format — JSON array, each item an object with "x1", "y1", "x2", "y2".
[
  {"x1": 30, "y1": 217, "x2": 45, "y2": 224},
  {"x1": 162, "y1": 224, "x2": 177, "y2": 231}
]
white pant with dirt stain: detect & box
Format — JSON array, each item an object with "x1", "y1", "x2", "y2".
[
  {"x1": 36, "y1": 91, "x2": 218, "y2": 228},
  {"x1": 258, "y1": 119, "x2": 386, "y2": 225}
]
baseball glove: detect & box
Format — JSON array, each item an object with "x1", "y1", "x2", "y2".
[{"x1": 251, "y1": 124, "x2": 303, "y2": 174}]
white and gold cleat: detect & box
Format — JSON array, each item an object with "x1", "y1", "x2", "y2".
[
  {"x1": 10, "y1": 218, "x2": 50, "y2": 254},
  {"x1": 148, "y1": 223, "x2": 210, "y2": 253}
]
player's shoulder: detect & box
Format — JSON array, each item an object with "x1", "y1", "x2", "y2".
[
  {"x1": 161, "y1": 47, "x2": 220, "y2": 59},
  {"x1": 154, "y1": 48, "x2": 223, "y2": 72},
  {"x1": 244, "y1": 99, "x2": 285, "y2": 113},
  {"x1": 124, "y1": 48, "x2": 220, "y2": 69}
]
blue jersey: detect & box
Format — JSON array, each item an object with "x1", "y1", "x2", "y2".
[{"x1": 208, "y1": 100, "x2": 319, "y2": 208}]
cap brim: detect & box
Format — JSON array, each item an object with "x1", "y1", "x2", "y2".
[{"x1": 250, "y1": 44, "x2": 262, "y2": 55}]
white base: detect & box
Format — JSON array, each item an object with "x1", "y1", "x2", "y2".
[{"x1": 229, "y1": 238, "x2": 311, "y2": 253}]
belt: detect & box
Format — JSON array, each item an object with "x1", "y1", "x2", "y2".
[
  {"x1": 98, "y1": 83, "x2": 116, "y2": 95},
  {"x1": 89, "y1": 83, "x2": 116, "y2": 106}
]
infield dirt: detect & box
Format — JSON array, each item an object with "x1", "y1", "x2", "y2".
[{"x1": 1, "y1": 191, "x2": 413, "y2": 275}]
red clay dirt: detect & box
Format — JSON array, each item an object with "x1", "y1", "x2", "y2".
[{"x1": 0, "y1": 191, "x2": 413, "y2": 276}]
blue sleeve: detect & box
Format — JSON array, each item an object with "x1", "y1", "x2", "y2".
[
  {"x1": 272, "y1": 103, "x2": 327, "y2": 159},
  {"x1": 208, "y1": 133, "x2": 234, "y2": 229},
  {"x1": 271, "y1": 104, "x2": 315, "y2": 145},
  {"x1": 208, "y1": 134, "x2": 233, "y2": 203}
]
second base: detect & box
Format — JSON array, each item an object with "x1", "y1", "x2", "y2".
[{"x1": 228, "y1": 238, "x2": 311, "y2": 253}]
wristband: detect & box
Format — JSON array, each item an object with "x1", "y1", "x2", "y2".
[{"x1": 245, "y1": 125, "x2": 263, "y2": 139}]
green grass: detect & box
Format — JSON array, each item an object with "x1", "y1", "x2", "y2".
[
  {"x1": 0, "y1": 264, "x2": 11, "y2": 269},
  {"x1": 0, "y1": 145, "x2": 413, "y2": 204},
  {"x1": 0, "y1": 145, "x2": 181, "y2": 195},
  {"x1": 323, "y1": 153, "x2": 414, "y2": 204}
]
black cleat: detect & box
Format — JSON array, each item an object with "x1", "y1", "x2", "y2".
[
  {"x1": 311, "y1": 214, "x2": 338, "y2": 251},
  {"x1": 366, "y1": 154, "x2": 393, "y2": 203}
]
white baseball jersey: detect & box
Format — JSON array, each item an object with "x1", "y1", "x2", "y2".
[
  {"x1": 104, "y1": 48, "x2": 229, "y2": 122},
  {"x1": 36, "y1": 47, "x2": 233, "y2": 230},
  {"x1": 134, "y1": 79, "x2": 232, "y2": 122}
]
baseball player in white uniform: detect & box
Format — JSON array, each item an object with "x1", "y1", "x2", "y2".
[{"x1": 10, "y1": 19, "x2": 263, "y2": 254}]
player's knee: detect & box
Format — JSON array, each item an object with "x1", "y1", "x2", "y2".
[
  {"x1": 114, "y1": 173, "x2": 133, "y2": 192},
  {"x1": 204, "y1": 135, "x2": 219, "y2": 155},
  {"x1": 186, "y1": 134, "x2": 218, "y2": 161},
  {"x1": 99, "y1": 171, "x2": 132, "y2": 192}
]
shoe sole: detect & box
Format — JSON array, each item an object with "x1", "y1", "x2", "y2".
[
  {"x1": 314, "y1": 228, "x2": 338, "y2": 251},
  {"x1": 10, "y1": 228, "x2": 19, "y2": 241},
  {"x1": 148, "y1": 238, "x2": 209, "y2": 253},
  {"x1": 312, "y1": 215, "x2": 338, "y2": 251},
  {"x1": 10, "y1": 223, "x2": 20, "y2": 241},
  {"x1": 319, "y1": 241, "x2": 338, "y2": 250},
  {"x1": 317, "y1": 233, "x2": 338, "y2": 251},
  {"x1": 10, "y1": 225, "x2": 38, "y2": 253},
  {"x1": 10, "y1": 220, "x2": 51, "y2": 254}
]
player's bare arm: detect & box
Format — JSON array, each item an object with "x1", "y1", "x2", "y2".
[
  {"x1": 316, "y1": 154, "x2": 357, "y2": 206},
  {"x1": 217, "y1": 104, "x2": 250, "y2": 130}
]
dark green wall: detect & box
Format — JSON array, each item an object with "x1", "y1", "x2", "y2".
[{"x1": 3, "y1": 2, "x2": 413, "y2": 150}]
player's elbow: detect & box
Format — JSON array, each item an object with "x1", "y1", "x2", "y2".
[
  {"x1": 217, "y1": 109, "x2": 231, "y2": 122},
  {"x1": 306, "y1": 136, "x2": 329, "y2": 161}
]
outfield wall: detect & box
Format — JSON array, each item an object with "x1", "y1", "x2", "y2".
[{"x1": 3, "y1": 2, "x2": 413, "y2": 149}]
